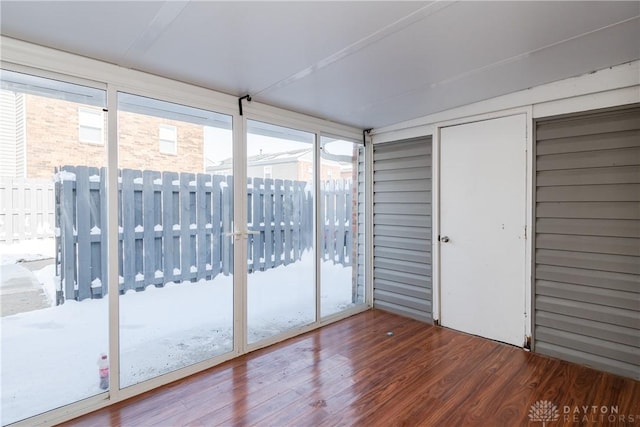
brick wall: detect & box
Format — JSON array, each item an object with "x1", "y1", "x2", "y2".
[
  {"x1": 24, "y1": 95, "x2": 204, "y2": 179},
  {"x1": 117, "y1": 109, "x2": 204, "y2": 173}
]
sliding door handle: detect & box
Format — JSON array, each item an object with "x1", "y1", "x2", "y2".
[{"x1": 225, "y1": 229, "x2": 261, "y2": 239}]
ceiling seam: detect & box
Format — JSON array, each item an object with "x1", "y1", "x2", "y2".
[
  {"x1": 427, "y1": 14, "x2": 640, "y2": 90},
  {"x1": 345, "y1": 14, "x2": 640, "y2": 118},
  {"x1": 251, "y1": 0, "x2": 457, "y2": 98},
  {"x1": 121, "y1": 1, "x2": 189, "y2": 66}
]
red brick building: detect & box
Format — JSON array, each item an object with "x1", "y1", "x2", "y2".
[{"x1": 1, "y1": 90, "x2": 206, "y2": 179}]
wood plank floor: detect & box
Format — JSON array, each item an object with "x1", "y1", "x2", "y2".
[{"x1": 60, "y1": 310, "x2": 640, "y2": 427}]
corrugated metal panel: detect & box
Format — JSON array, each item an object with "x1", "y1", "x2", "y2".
[
  {"x1": 374, "y1": 224, "x2": 431, "y2": 240},
  {"x1": 536, "y1": 295, "x2": 639, "y2": 328},
  {"x1": 537, "y1": 184, "x2": 640, "y2": 202},
  {"x1": 537, "y1": 166, "x2": 640, "y2": 186},
  {"x1": 373, "y1": 137, "x2": 432, "y2": 323},
  {"x1": 536, "y1": 218, "x2": 639, "y2": 237},
  {"x1": 536, "y1": 249, "x2": 640, "y2": 275},
  {"x1": 537, "y1": 147, "x2": 640, "y2": 170},
  {"x1": 374, "y1": 167, "x2": 431, "y2": 182},
  {"x1": 374, "y1": 203, "x2": 431, "y2": 216},
  {"x1": 535, "y1": 108, "x2": 640, "y2": 140},
  {"x1": 534, "y1": 104, "x2": 640, "y2": 379},
  {"x1": 537, "y1": 129, "x2": 640, "y2": 155}
]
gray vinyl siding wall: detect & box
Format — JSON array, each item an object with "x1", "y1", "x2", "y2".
[
  {"x1": 373, "y1": 137, "x2": 432, "y2": 322},
  {"x1": 356, "y1": 145, "x2": 366, "y2": 301},
  {"x1": 0, "y1": 90, "x2": 25, "y2": 178},
  {"x1": 534, "y1": 104, "x2": 640, "y2": 379}
]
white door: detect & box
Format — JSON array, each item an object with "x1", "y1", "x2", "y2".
[{"x1": 439, "y1": 114, "x2": 527, "y2": 346}]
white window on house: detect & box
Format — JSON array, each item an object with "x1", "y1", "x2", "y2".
[
  {"x1": 264, "y1": 165, "x2": 272, "y2": 179},
  {"x1": 78, "y1": 107, "x2": 104, "y2": 144},
  {"x1": 159, "y1": 124, "x2": 177, "y2": 154}
]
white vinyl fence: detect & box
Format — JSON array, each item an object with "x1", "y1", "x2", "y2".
[{"x1": 0, "y1": 178, "x2": 55, "y2": 243}]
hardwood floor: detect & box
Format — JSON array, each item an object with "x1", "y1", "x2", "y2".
[{"x1": 60, "y1": 310, "x2": 639, "y2": 427}]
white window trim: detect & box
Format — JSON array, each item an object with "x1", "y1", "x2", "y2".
[
  {"x1": 78, "y1": 107, "x2": 104, "y2": 145},
  {"x1": 158, "y1": 124, "x2": 177, "y2": 155}
]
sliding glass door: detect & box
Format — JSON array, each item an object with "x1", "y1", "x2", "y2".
[
  {"x1": 116, "y1": 93, "x2": 234, "y2": 388},
  {"x1": 0, "y1": 70, "x2": 109, "y2": 425},
  {"x1": 320, "y1": 136, "x2": 365, "y2": 318},
  {"x1": 0, "y1": 67, "x2": 366, "y2": 426},
  {"x1": 245, "y1": 120, "x2": 316, "y2": 344}
]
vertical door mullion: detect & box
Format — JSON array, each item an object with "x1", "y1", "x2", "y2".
[
  {"x1": 106, "y1": 86, "x2": 121, "y2": 397},
  {"x1": 314, "y1": 134, "x2": 321, "y2": 323},
  {"x1": 233, "y1": 113, "x2": 248, "y2": 355}
]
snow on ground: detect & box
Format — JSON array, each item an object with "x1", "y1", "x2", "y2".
[
  {"x1": 0, "y1": 238, "x2": 55, "y2": 265},
  {"x1": 0, "y1": 252, "x2": 355, "y2": 425}
]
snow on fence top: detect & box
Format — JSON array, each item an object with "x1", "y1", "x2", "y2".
[{"x1": 55, "y1": 166, "x2": 354, "y2": 303}]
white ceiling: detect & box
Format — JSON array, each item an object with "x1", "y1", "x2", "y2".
[{"x1": 1, "y1": 1, "x2": 638, "y2": 129}]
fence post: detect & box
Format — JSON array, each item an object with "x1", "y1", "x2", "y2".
[
  {"x1": 54, "y1": 170, "x2": 63, "y2": 304},
  {"x1": 161, "y1": 172, "x2": 176, "y2": 283},
  {"x1": 74, "y1": 166, "x2": 92, "y2": 300},
  {"x1": 143, "y1": 170, "x2": 160, "y2": 287},
  {"x1": 60, "y1": 166, "x2": 76, "y2": 301},
  {"x1": 196, "y1": 173, "x2": 211, "y2": 281},
  {"x1": 345, "y1": 179, "x2": 353, "y2": 267},
  {"x1": 56, "y1": 167, "x2": 354, "y2": 299},
  {"x1": 180, "y1": 173, "x2": 196, "y2": 282},
  {"x1": 121, "y1": 169, "x2": 138, "y2": 292},
  {"x1": 292, "y1": 181, "x2": 302, "y2": 261},
  {"x1": 99, "y1": 166, "x2": 108, "y2": 297},
  {"x1": 221, "y1": 175, "x2": 233, "y2": 275},
  {"x1": 285, "y1": 180, "x2": 294, "y2": 265},
  {"x1": 273, "y1": 179, "x2": 283, "y2": 267},
  {"x1": 211, "y1": 175, "x2": 223, "y2": 278},
  {"x1": 336, "y1": 179, "x2": 346, "y2": 265},
  {"x1": 263, "y1": 178, "x2": 274, "y2": 270},
  {"x1": 251, "y1": 177, "x2": 264, "y2": 272}
]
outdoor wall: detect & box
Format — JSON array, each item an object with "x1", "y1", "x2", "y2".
[
  {"x1": 23, "y1": 94, "x2": 205, "y2": 178},
  {"x1": 0, "y1": 90, "x2": 25, "y2": 178},
  {"x1": 24, "y1": 94, "x2": 106, "y2": 178},
  {"x1": 372, "y1": 137, "x2": 432, "y2": 323},
  {"x1": 117, "y1": 110, "x2": 204, "y2": 173},
  {"x1": 534, "y1": 104, "x2": 640, "y2": 380}
]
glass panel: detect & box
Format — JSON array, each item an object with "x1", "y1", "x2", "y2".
[
  {"x1": 320, "y1": 137, "x2": 365, "y2": 317},
  {"x1": 78, "y1": 107, "x2": 105, "y2": 145},
  {"x1": 0, "y1": 70, "x2": 108, "y2": 424},
  {"x1": 117, "y1": 93, "x2": 234, "y2": 388},
  {"x1": 246, "y1": 120, "x2": 315, "y2": 344},
  {"x1": 158, "y1": 124, "x2": 177, "y2": 154}
]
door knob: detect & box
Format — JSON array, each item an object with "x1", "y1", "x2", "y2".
[{"x1": 441, "y1": 236, "x2": 450, "y2": 243}]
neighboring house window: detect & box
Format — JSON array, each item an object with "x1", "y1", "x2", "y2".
[
  {"x1": 78, "y1": 107, "x2": 104, "y2": 144},
  {"x1": 159, "y1": 124, "x2": 177, "y2": 154},
  {"x1": 264, "y1": 165, "x2": 272, "y2": 179}
]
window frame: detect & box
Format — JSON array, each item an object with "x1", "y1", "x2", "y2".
[
  {"x1": 0, "y1": 42, "x2": 366, "y2": 427},
  {"x1": 78, "y1": 106, "x2": 105, "y2": 145},
  {"x1": 158, "y1": 123, "x2": 177, "y2": 155}
]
